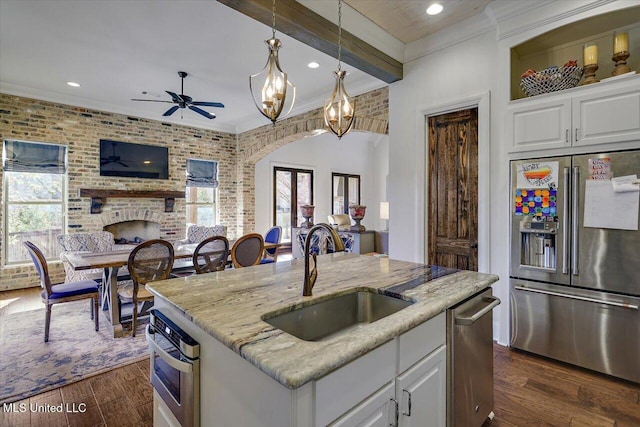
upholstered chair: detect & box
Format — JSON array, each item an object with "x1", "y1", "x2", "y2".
[
  {"x1": 58, "y1": 231, "x2": 115, "y2": 283},
  {"x1": 175, "y1": 225, "x2": 227, "y2": 246},
  {"x1": 260, "y1": 226, "x2": 282, "y2": 264},
  {"x1": 24, "y1": 241, "x2": 100, "y2": 342}
]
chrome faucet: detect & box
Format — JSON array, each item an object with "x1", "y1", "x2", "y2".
[{"x1": 303, "y1": 223, "x2": 346, "y2": 296}]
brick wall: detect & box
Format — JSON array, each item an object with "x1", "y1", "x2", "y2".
[
  {"x1": 0, "y1": 93, "x2": 237, "y2": 291},
  {"x1": 0, "y1": 87, "x2": 389, "y2": 290}
]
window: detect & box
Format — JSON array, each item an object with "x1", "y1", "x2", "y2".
[
  {"x1": 273, "y1": 167, "x2": 313, "y2": 243},
  {"x1": 3, "y1": 140, "x2": 67, "y2": 265},
  {"x1": 332, "y1": 173, "x2": 360, "y2": 214},
  {"x1": 185, "y1": 159, "x2": 218, "y2": 226}
]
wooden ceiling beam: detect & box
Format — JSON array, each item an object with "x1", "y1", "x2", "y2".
[{"x1": 217, "y1": 0, "x2": 403, "y2": 83}]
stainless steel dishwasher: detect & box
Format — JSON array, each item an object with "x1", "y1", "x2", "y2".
[{"x1": 447, "y1": 288, "x2": 500, "y2": 427}]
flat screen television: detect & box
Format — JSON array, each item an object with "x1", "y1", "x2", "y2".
[{"x1": 99, "y1": 139, "x2": 169, "y2": 179}]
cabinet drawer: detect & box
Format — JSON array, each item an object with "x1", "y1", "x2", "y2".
[
  {"x1": 315, "y1": 340, "x2": 396, "y2": 427},
  {"x1": 398, "y1": 312, "x2": 445, "y2": 373}
]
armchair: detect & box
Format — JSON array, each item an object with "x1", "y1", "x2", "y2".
[
  {"x1": 327, "y1": 214, "x2": 351, "y2": 231},
  {"x1": 176, "y1": 224, "x2": 227, "y2": 246},
  {"x1": 58, "y1": 231, "x2": 116, "y2": 283}
]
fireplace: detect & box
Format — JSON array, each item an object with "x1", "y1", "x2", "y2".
[{"x1": 104, "y1": 220, "x2": 161, "y2": 244}]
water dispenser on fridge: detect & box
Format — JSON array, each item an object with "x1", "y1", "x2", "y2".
[{"x1": 519, "y1": 219, "x2": 557, "y2": 270}]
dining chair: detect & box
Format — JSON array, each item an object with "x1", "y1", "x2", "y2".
[
  {"x1": 117, "y1": 239, "x2": 174, "y2": 337},
  {"x1": 260, "y1": 226, "x2": 282, "y2": 264},
  {"x1": 23, "y1": 241, "x2": 100, "y2": 343},
  {"x1": 193, "y1": 235, "x2": 230, "y2": 274},
  {"x1": 230, "y1": 233, "x2": 264, "y2": 268}
]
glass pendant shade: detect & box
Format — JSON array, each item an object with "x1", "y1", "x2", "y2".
[
  {"x1": 324, "y1": 70, "x2": 355, "y2": 138},
  {"x1": 250, "y1": 37, "x2": 296, "y2": 124}
]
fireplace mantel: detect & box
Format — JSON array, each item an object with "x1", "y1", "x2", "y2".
[{"x1": 79, "y1": 189, "x2": 185, "y2": 214}]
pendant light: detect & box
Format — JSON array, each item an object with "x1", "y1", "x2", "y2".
[
  {"x1": 324, "y1": 0, "x2": 355, "y2": 139},
  {"x1": 249, "y1": 0, "x2": 295, "y2": 124}
]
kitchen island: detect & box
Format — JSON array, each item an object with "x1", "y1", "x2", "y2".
[{"x1": 147, "y1": 253, "x2": 498, "y2": 427}]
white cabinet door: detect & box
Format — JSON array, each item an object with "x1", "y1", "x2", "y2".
[
  {"x1": 396, "y1": 346, "x2": 446, "y2": 427},
  {"x1": 329, "y1": 382, "x2": 395, "y2": 427},
  {"x1": 572, "y1": 82, "x2": 640, "y2": 147},
  {"x1": 507, "y1": 97, "x2": 572, "y2": 152}
]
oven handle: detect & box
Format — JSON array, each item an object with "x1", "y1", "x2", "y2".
[{"x1": 145, "y1": 325, "x2": 193, "y2": 373}]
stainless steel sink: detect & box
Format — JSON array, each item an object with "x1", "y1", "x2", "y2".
[{"x1": 262, "y1": 289, "x2": 414, "y2": 342}]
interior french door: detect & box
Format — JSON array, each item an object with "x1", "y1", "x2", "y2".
[{"x1": 273, "y1": 166, "x2": 313, "y2": 243}]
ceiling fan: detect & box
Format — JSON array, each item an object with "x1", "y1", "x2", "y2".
[
  {"x1": 100, "y1": 141, "x2": 129, "y2": 167},
  {"x1": 131, "y1": 71, "x2": 224, "y2": 119}
]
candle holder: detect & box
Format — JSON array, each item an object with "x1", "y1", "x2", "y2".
[
  {"x1": 582, "y1": 63, "x2": 599, "y2": 85},
  {"x1": 611, "y1": 51, "x2": 631, "y2": 76},
  {"x1": 300, "y1": 205, "x2": 315, "y2": 228},
  {"x1": 348, "y1": 204, "x2": 366, "y2": 232}
]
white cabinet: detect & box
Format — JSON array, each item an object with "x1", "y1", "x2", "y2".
[
  {"x1": 329, "y1": 382, "x2": 395, "y2": 427},
  {"x1": 328, "y1": 313, "x2": 446, "y2": 427},
  {"x1": 396, "y1": 346, "x2": 446, "y2": 427},
  {"x1": 508, "y1": 76, "x2": 640, "y2": 153}
]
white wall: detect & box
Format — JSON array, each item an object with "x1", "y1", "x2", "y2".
[
  {"x1": 254, "y1": 131, "x2": 389, "y2": 236},
  {"x1": 387, "y1": 0, "x2": 637, "y2": 345}
]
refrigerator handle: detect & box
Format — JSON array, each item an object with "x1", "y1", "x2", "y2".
[
  {"x1": 562, "y1": 167, "x2": 570, "y2": 275},
  {"x1": 572, "y1": 166, "x2": 579, "y2": 276}
]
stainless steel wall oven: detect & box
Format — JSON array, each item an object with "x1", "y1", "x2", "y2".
[{"x1": 146, "y1": 309, "x2": 200, "y2": 427}]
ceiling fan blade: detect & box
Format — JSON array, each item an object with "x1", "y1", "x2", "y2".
[
  {"x1": 131, "y1": 99, "x2": 173, "y2": 103},
  {"x1": 100, "y1": 160, "x2": 110, "y2": 165},
  {"x1": 166, "y1": 91, "x2": 182, "y2": 103},
  {"x1": 189, "y1": 105, "x2": 215, "y2": 119},
  {"x1": 163, "y1": 105, "x2": 180, "y2": 117},
  {"x1": 191, "y1": 101, "x2": 225, "y2": 108},
  {"x1": 117, "y1": 161, "x2": 129, "y2": 167}
]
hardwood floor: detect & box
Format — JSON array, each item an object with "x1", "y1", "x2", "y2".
[{"x1": 2, "y1": 288, "x2": 639, "y2": 426}]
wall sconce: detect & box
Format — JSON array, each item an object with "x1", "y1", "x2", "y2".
[
  {"x1": 379, "y1": 201, "x2": 389, "y2": 231},
  {"x1": 249, "y1": 0, "x2": 296, "y2": 124},
  {"x1": 324, "y1": 0, "x2": 355, "y2": 139}
]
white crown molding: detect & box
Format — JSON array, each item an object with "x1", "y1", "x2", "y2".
[
  {"x1": 0, "y1": 82, "x2": 239, "y2": 135},
  {"x1": 494, "y1": 0, "x2": 619, "y2": 41},
  {"x1": 403, "y1": 11, "x2": 496, "y2": 64}
]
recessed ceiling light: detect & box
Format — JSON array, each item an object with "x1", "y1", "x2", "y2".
[
  {"x1": 143, "y1": 160, "x2": 151, "y2": 164},
  {"x1": 66, "y1": 81, "x2": 80, "y2": 87},
  {"x1": 308, "y1": 62, "x2": 320, "y2": 69},
  {"x1": 426, "y1": 3, "x2": 443, "y2": 15}
]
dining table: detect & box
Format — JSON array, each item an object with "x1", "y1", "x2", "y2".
[
  {"x1": 64, "y1": 240, "x2": 281, "y2": 338},
  {"x1": 64, "y1": 246, "x2": 195, "y2": 338}
]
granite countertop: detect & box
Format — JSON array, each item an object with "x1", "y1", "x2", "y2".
[{"x1": 147, "y1": 253, "x2": 499, "y2": 389}]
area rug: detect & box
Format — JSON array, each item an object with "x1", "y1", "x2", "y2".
[{"x1": 0, "y1": 301, "x2": 149, "y2": 404}]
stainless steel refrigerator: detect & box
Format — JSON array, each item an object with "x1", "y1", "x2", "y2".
[{"x1": 509, "y1": 149, "x2": 640, "y2": 383}]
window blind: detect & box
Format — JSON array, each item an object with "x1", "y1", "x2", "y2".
[
  {"x1": 186, "y1": 159, "x2": 218, "y2": 188},
  {"x1": 3, "y1": 140, "x2": 67, "y2": 174}
]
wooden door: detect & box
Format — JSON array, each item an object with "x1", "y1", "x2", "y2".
[{"x1": 428, "y1": 108, "x2": 478, "y2": 270}]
